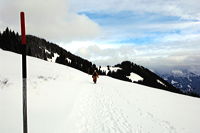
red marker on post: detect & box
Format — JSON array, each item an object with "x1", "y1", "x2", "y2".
[
  {"x1": 20, "y1": 12, "x2": 26, "y2": 45},
  {"x1": 20, "y1": 12, "x2": 28, "y2": 133}
]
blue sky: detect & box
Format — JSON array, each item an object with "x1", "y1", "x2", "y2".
[
  {"x1": 68, "y1": 0, "x2": 200, "y2": 73},
  {"x1": 78, "y1": 11, "x2": 198, "y2": 45},
  {"x1": 1, "y1": 0, "x2": 200, "y2": 73}
]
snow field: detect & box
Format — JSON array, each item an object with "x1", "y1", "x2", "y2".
[
  {"x1": 127, "y1": 72, "x2": 143, "y2": 82},
  {"x1": 1, "y1": 49, "x2": 200, "y2": 133}
]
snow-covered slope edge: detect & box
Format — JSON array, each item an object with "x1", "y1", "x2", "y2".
[
  {"x1": 0, "y1": 29, "x2": 183, "y2": 95},
  {"x1": 1, "y1": 49, "x2": 200, "y2": 133}
]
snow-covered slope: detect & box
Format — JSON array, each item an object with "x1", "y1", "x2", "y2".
[
  {"x1": 1, "y1": 49, "x2": 200, "y2": 133},
  {"x1": 127, "y1": 72, "x2": 143, "y2": 82}
]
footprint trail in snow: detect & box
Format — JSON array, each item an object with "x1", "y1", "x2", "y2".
[{"x1": 65, "y1": 83, "x2": 133, "y2": 133}]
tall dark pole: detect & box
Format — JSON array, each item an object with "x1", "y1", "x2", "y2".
[{"x1": 20, "y1": 12, "x2": 28, "y2": 133}]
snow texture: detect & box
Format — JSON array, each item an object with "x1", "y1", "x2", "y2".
[
  {"x1": 171, "y1": 80, "x2": 178, "y2": 84},
  {"x1": 127, "y1": 72, "x2": 143, "y2": 82},
  {"x1": 171, "y1": 70, "x2": 184, "y2": 76},
  {"x1": 100, "y1": 67, "x2": 121, "y2": 75},
  {"x1": 187, "y1": 85, "x2": 191, "y2": 88},
  {"x1": 157, "y1": 79, "x2": 166, "y2": 87},
  {"x1": 66, "y1": 58, "x2": 71, "y2": 63},
  {"x1": 1, "y1": 49, "x2": 200, "y2": 133},
  {"x1": 45, "y1": 49, "x2": 51, "y2": 54},
  {"x1": 47, "y1": 53, "x2": 59, "y2": 62}
]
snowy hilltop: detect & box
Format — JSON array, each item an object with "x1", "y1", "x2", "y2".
[
  {"x1": 0, "y1": 28, "x2": 186, "y2": 96},
  {"x1": 1, "y1": 49, "x2": 200, "y2": 133},
  {"x1": 98, "y1": 61, "x2": 181, "y2": 95}
]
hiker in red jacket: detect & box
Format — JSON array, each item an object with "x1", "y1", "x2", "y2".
[{"x1": 92, "y1": 70, "x2": 99, "y2": 84}]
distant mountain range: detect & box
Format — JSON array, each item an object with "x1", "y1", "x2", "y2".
[
  {"x1": 156, "y1": 70, "x2": 200, "y2": 96},
  {"x1": 0, "y1": 28, "x2": 199, "y2": 97}
]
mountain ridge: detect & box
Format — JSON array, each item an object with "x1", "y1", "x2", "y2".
[
  {"x1": 1, "y1": 27, "x2": 199, "y2": 97},
  {"x1": 156, "y1": 70, "x2": 200, "y2": 96}
]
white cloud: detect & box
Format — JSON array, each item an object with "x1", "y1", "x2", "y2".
[
  {"x1": 70, "y1": 0, "x2": 200, "y2": 20},
  {"x1": 100, "y1": 21, "x2": 200, "y2": 45},
  {"x1": 0, "y1": 0, "x2": 101, "y2": 42},
  {"x1": 64, "y1": 41, "x2": 136, "y2": 65},
  {"x1": 64, "y1": 39, "x2": 200, "y2": 74}
]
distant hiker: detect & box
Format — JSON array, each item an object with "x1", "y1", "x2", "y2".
[{"x1": 92, "y1": 70, "x2": 99, "y2": 84}]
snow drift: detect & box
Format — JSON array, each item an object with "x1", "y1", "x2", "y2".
[{"x1": 1, "y1": 49, "x2": 200, "y2": 133}]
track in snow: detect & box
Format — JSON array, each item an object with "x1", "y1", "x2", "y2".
[
  {"x1": 62, "y1": 78, "x2": 177, "y2": 133},
  {"x1": 64, "y1": 81, "x2": 132, "y2": 133}
]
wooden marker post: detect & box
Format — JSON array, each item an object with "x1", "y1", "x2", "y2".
[{"x1": 20, "y1": 12, "x2": 28, "y2": 133}]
